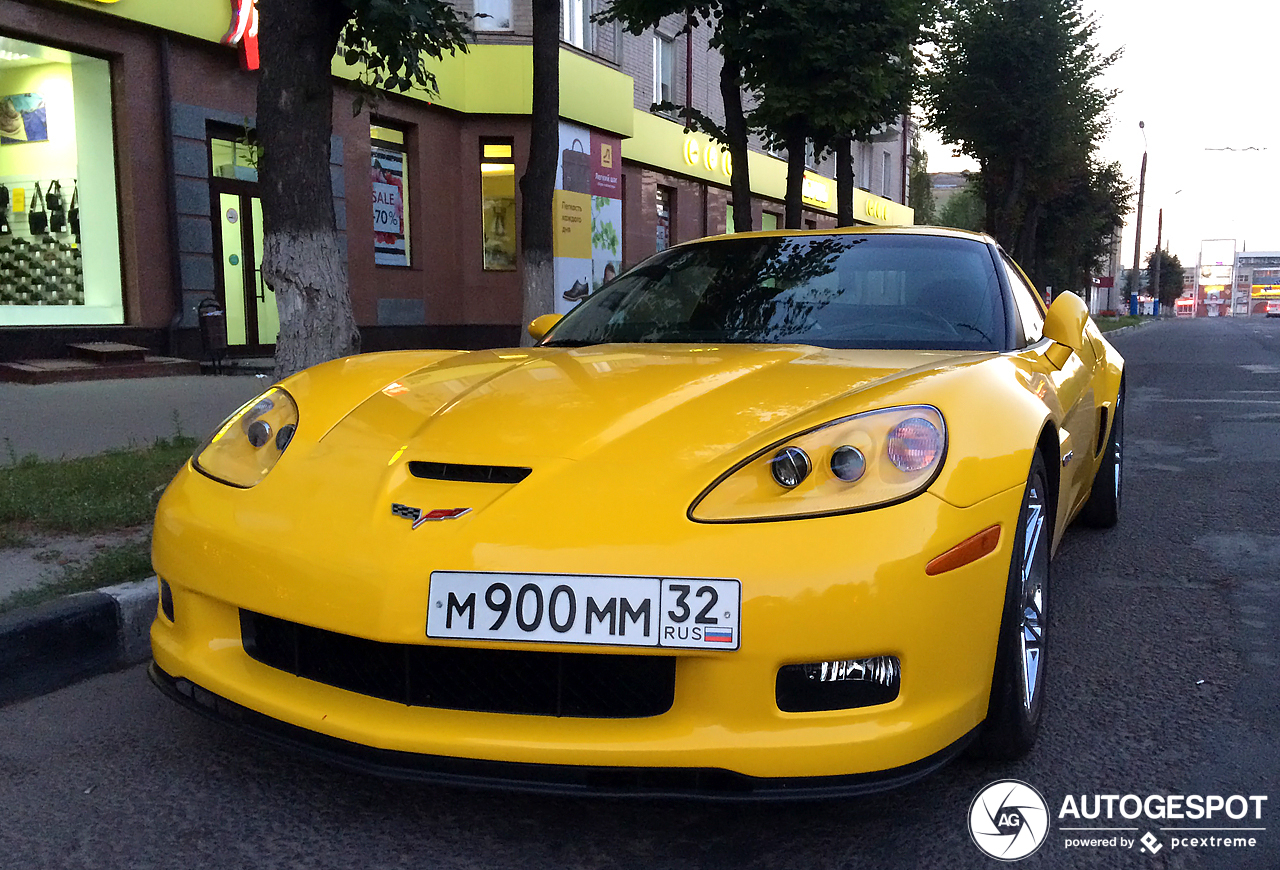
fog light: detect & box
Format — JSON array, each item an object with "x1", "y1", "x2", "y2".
[
  {"x1": 770, "y1": 446, "x2": 811, "y2": 488},
  {"x1": 158, "y1": 578, "x2": 175, "y2": 622},
  {"x1": 776, "y1": 655, "x2": 901, "y2": 712}
]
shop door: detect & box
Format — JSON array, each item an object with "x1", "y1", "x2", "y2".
[{"x1": 214, "y1": 191, "x2": 278, "y2": 352}]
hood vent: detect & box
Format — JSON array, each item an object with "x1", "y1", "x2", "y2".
[{"x1": 408, "y1": 461, "x2": 532, "y2": 484}]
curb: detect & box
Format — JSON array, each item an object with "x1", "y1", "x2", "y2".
[{"x1": 0, "y1": 576, "x2": 158, "y2": 707}]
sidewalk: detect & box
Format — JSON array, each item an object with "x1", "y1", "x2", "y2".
[
  {"x1": 0, "y1": 374, "x2": 268, "y2": 461},
  {"x1": 0, "y1": 374, "x2": 273, "y2": 705}
]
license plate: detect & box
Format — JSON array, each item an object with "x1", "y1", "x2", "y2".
[{"x1": 426, "y1": 572, "x2": 741, "y2": 650}]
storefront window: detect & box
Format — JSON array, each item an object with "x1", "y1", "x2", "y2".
[
  {"x1": 371, "y1": 123, "x2": 410, "y2": 267},
  {"x1": 0, "y1": 37, "x2": 122, "y2": 325},
  {"x1": 480, "y1": 138, "x2": 516, "y2": 271},
  {"x1": 656, "y1": 185, "x2": 672, "y2": 251}
]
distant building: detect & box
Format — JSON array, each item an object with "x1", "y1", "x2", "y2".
[
  {"x1": 1234, "y1": 251, "x2": 1280, "y2": 316},
  {"x1": 929, "y1": 171, "x2": 971, "y2": 214}
]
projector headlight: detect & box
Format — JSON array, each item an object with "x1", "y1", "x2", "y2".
[
  {"x1": 192, "y1": 387, "x2": 299, "y2": 488},
  {"x1": 690, "y1": 405, "x2": 946, "y2": 522}
]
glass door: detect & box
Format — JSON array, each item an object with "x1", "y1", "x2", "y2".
[{"x1": 214, "y1": 190, "x2": 276, "y2": 351}]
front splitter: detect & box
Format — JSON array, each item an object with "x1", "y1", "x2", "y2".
[{"x1": 150, "y1": 661, "x2": 979, "y2": 801}]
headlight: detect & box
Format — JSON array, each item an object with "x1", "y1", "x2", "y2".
[
  {"x1": 690, "y1": 405, "x2": 946, "y2": 522},
  {"x1": 192, "y1": 387, "x2": 299, "y2": 488}
]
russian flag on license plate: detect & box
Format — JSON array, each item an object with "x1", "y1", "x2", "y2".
[{"x1": 704, "y1": 626, "x2": 734, "y2": 643}]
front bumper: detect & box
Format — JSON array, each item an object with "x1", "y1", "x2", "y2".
[
  {"x1": 151, "y1": 462, "x2": 1025, "y2": 787},
  {"x1": 150, "y1": 661, "x2": 978, "y2": 799}
]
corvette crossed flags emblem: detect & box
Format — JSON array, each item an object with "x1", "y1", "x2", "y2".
[{"x1": 391, "y1": 503, "x2": 472, "y2": 529}]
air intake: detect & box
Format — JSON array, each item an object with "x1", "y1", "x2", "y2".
[{"x1": 408, "y1": 461, "x2": 531, "y2": 484}]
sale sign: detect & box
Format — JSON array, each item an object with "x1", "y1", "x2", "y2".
[{"x1": 372, "y1": 145, "x2": 408, "y2": 266}]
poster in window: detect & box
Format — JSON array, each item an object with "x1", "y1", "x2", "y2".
[
  {"x1": 0, "y1": 94, "x2": 48, "y2": 145},
  {"x1": 371, "y1": 144, "x2": 408, "y2": 266}
]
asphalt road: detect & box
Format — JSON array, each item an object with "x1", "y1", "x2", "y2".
[{"x1": 1, "y1": 317, "x2": 1276, "y2": 870}]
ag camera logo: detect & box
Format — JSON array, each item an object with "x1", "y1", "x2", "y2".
[{"x1": 969, "y1": 780, "x2": 1050, "y2": 861}]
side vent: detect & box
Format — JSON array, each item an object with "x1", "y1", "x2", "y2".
[
  {"x1": 1095, "y1": 408, "x2": 1109, "y2": 457},
  {"x1": 408, "y1": 461, "x2": 531, "y2": 484}
]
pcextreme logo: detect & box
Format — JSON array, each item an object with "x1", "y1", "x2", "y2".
[{"x1": 969, "y1": 781, "x2": 1269, "y2": 861}]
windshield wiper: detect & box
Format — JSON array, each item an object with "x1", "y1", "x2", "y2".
[{"x1": 540, "y1": 338, "x2": 599, "y2": 347}]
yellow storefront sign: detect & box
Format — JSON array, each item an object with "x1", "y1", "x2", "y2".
[
  {"x1": 553, "y1": 190, "x2": 591, "y2": 259},
  {"x1": 801, "y1": 174, "x2": 831, "y2": 207},
  {"x1": 1251, "y1": 284, "x2": 1280, "y2": 298}
]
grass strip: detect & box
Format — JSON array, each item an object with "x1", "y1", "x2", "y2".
[
  {"x1": 0, "y1": 540, "x2": 153, "y2": 614},
  {"x1": 0, "y1": 436, "x2": 197, "y2": 537},
  {"x1": 1095, "y1": 315, "x2": 1148, "y2": 333}
]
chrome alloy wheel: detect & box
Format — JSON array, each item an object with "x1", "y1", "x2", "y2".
[
  {"x1": 1111, "y1": 397, "x2": 1123, "y2": 506},
  {"x1": 1019, "y1": 482, "x2": 1048, "y2": 713}
]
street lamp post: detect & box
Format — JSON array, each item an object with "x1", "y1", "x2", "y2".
[{"x1": 1130, "y1": 121, "x2": 1147, "y2": 317}]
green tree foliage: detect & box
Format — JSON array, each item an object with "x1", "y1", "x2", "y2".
[
  {"x1": 599, "y1": 1, "x2": 758, "y2": 232},
  {"x1": 743, "y1": 0, "x2": 930, "y2": 227},
  {"x1": 257, "y1": 0, "x2": 470, "y2": 376},
  {"x1": 1146, "y1": 248, "x2": 1185, "y2": 306},
  {"x1": 1033, "y1": 159, "x2": 1132, "y2": 299},
  {"x1": 920, "y1": 0, "x2": 1121, "y2": 285},
  {"x1": 936, "y1": 180, "x2": 984, "y2": 231},
  {"x1": 339, "y1": 0, "x2": 472, "y2": 102},
  {"x1": 602, "y1": 0, "x2": 932, "y2": 230},
  {"x1": 908, "y1": 131, "x2": 935, "y2": 225}
]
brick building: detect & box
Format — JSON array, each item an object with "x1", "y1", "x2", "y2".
[{"x1": 0, "y1": 0, "x2": 912, "y2": 367}]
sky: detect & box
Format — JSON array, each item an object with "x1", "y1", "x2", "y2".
[{"x1": 918, "y1": 0, "x2": 1280, "y2": 270}]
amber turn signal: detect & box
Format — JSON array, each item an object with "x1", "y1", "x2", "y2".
[{"x1": 925, "y1": 525, "x2": 1001, "y2": 576}]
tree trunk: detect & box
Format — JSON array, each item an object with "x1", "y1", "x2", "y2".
[
  {"x1": 719, "y1": 57, "x2": 753, "y2": 233},
  {"x1": 1015, "y1": 198, "x2": 1042, "y2": 281},
  {"x1": 257, "y1": 0, "x2": 357, "y2": 379},
  {"x1": 518, "y1": 0, "x2": 559, "y2": 346},
  {"x1": 784, "y1": 127, "x2": 806, "y2": 229},
  {"x1": 835, "y1": 135, "x2": 854, "y2": 227}
]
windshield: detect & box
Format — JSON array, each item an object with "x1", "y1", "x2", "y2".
[{"x1": 543, "y1": 234, "x2": 1007, "y2": 351}]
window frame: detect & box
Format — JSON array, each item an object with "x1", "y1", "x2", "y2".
[
  {"x1": 473, "y1": 0, "x2": 513, "y2": 31},
  {"x1": 562, "y1": 0, "x2": 590, "y2": 49},
  {"x1": 479, "y1": 136, "x2": 517, "y2": 272},
  {"x1": 652, "y1": 33, "x2": 675, "y2": 106},
  {"x1": 370, "y1": 119, "x2": 413, "y2": 269}
]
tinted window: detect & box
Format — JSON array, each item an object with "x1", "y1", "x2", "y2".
[{"x1": 545, "y1": 235, "x2": 1006, "y2": 351}]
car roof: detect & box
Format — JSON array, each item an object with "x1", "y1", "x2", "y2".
[{"x1": 683, "y1": 225, "x2": 997, "y2": 247}]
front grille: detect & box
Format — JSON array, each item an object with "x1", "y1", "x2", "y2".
[
  {"x1": 408, "y1": 461, "x2": 531, "y2": 484},
  {"x1": 240, "y1": 611, "x2": 675, "y2": 718}
]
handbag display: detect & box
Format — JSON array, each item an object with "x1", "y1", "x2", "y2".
[
  {"x1": 28, "y1": 182, "x2": 48, "y2": 236},
  {"x1": 48, "y1": 180, "x2": 66, "y2": 233},
  {"x1": 69, "y1": 183, "x2": 79, "y2": 242}
]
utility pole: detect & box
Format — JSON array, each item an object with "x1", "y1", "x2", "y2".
[
  {"x1": 1129, "y1": 121, "x2": 1147, "y2": 317},
  {"x1": 1152, "y1": 208, "x2": 1163, "y2": 316}
]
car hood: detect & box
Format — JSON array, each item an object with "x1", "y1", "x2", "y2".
[{"x1": 317, "y1": 344, "x2": 983, "y2": 473}]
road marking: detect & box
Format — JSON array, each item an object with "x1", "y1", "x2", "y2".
[{"x1": 1148, "y1": 398, "x2": 1280, "y2": 404}]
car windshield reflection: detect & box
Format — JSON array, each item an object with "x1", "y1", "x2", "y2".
[{"x1": 543, "y1": 234, "x2": 1006, "y2": 351}]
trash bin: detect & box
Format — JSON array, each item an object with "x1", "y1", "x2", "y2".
[{"x1": 197, "y1": 297, "x2": 228, "y2": 374}]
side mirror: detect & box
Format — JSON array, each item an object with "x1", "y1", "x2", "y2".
[
  {"x1": 527, "y1": 313, "x2": 563, "y2": 343},
  {"x1": 1041, "y1": 291, "x2": 1088, "y2": 367}
]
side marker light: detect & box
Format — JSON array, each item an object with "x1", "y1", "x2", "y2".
[{"x1": 925, "y1": 525, "x2": 1001, "y2": 576}]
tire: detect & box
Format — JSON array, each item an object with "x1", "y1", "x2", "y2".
[
  {"x1": 974, "y1": 452, "x2": 1051, "y2": 760},
  {"x1": 1079, "y1": 387, "x2": 1124, "y2": 528}
]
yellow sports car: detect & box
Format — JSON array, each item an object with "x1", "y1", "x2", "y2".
[{"x1": 150, "y1": 227, "x2": 1124, "y2": 798}]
